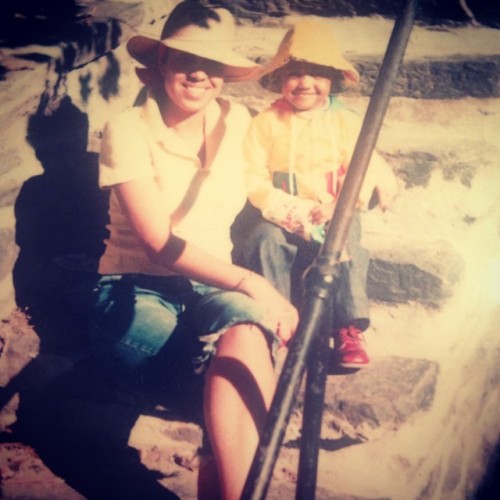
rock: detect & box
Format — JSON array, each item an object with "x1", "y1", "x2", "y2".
[
  {"x1": 0, "y1": 1, "x2": 142, "y2": 59},
  {"x1": 210, "y1": 0, "x2": 500, "y2": 27},
  {"x1": 368, "y1": 258, "x2": 445, "y2": 308},
  {"x1": 129, "y1": 416, "x2": 203, "y2": 499},
  {"x1": 0, "y1": 393, "x2": 19, "y2": 433},
  {"x1": 0, "y1": 310, "x2": 39, "y2": 387},
  {"x1": 0, "y1": 228, "x2": 18, "y2": 284},
  {"x1": 309, "y1": 357, "x2": 439, "y2": 441},
  {"x1": 0, "y1": 442, "x2": 85, "y2": 500},
  {"x1": 355, "y1": 55, "x2": 500, "y2": 99},
  {"x1": 367, "y1": 239, "x2": 464, "y2": 308}
]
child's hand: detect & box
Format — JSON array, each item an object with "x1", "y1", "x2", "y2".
[
  {"x1": 374, "y1": 182, "x2": 397, "y2": 211},
  {"x1": 309, "y1": 202, "x2": 335, "y2": 225}
]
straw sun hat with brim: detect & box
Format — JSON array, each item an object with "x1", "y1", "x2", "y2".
[
  {"x1": 259, "y1": 18, "x2": 360, "y2": 93},
  {"x1": 126, "y1": 5, "x2": 259, "y2": 83}
]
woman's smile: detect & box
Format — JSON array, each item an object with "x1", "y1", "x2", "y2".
[
  {"x1": 182, "y1": 82, "x2": 212, "y2": 98},
  {"x1": 162, "y1": 50, "x2": 224, "y2": 115}
]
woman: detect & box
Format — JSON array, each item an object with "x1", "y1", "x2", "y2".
[{"x1": 90, "y1": 2, "x2": 297, "y2": 498}]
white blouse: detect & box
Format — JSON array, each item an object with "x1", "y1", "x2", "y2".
[{"x1": 98, "y1": 94, "x2": 251, "y2": 276}]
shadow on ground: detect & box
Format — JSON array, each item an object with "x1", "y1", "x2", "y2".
[{"x1": 2, "y1": 94, "x2": 205, "y2": 499}]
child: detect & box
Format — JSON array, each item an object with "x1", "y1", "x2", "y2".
[{"x1": 242, "y1": 18, "x2": 397, "y2": 369}]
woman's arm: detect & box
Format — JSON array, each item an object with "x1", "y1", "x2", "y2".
[{"x1": 115, "y1": 176, "x2": 298, "y2": 342}]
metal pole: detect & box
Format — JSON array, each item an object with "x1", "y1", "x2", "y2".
[
  {"x1": 242, "y1": 1, "x2": 418, "y2": 498},
  {"x1": 323, "y1": 0, "x2": 418, "y2": 261},
  {"x1": 241, "y1": 257, "x2": 337, "y2": 500},
  {"x1": 295, "y1": 1, "x2": 418, "y2": 495},
  {"x1": 295, "y1": 302, "x2": 333, "y2": 499}
]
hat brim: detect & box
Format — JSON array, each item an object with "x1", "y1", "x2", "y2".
[
  {"x1": 127, "y1": 35, "x2": 259, "y2": 83},
  {"x1": 259, "y1": 56, "x2": 360, "y2": 93}
]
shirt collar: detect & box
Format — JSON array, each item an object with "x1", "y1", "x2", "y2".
[{"x1": 140, "y1": 92, "x2": 222, "y2": 150}]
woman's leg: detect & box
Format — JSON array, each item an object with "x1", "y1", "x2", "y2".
[
  {"x1": 203, "y1": 324, "x2": 276, "y2": 500},
  {"x1": 90, "y1": 275, "x2": 184, "y2": 392}
]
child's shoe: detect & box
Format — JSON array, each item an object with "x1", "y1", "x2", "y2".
[{"x1": 331, "y1": 325, "x2": 370, "y2": 368}]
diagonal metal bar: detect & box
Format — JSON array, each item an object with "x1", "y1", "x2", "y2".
[
  {"x1": 241, "y1": 1, "x2": 418, "y2": 498},
  {"x1": 321, "y1": 0, "x2": 418, "y2": 261}
]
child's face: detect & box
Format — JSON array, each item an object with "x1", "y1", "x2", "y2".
[{"x1": 280, "y1": 61, "x2": 332, "y2": 112}]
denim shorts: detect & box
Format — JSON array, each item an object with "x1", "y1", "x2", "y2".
[{"x1": 89, "y1": 274, "x2": 281, "y2": 384}]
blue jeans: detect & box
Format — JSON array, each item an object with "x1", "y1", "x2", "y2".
[
  {"x1": 89, "y1": 274, "x2": 280, "y2": 390},
  {"x1": 241, "y1": 214, "x2": 370, "y2": 331}
]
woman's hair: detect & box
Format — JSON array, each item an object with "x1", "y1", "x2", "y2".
[{"x1": 160, "y1": 1, "x2": 221, "y2": 39}]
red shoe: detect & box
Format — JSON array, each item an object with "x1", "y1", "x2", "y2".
[{"x1": 331, "y1": 325, "x2": 370, "y2": 368}]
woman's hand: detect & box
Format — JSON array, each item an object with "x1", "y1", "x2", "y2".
[{"x1": 237, "y1": 272, "x2": 298, "y2": 345}]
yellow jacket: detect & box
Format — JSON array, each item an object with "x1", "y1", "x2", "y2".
[{"x1": 244, "y1": 97, "x2": 396, "y2": 231}]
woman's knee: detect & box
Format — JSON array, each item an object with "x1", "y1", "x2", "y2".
[
  {"x1": 209, "y1": 324, "x2": 275, "y2": 410},
  {"x1": 216, "y1": 323, "x2": 270, "y2": 358}
]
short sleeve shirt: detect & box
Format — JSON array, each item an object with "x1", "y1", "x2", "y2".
[{"x1": 98, "y1": 95, "x2": 250, "y2": 276}]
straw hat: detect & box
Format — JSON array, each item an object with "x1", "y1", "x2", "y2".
[
  {"x1": 127, "y1": 3, "x2": 259, "y2": 83},
  {"x1": 259, "y1": 18, "x2": 360, "y2": 93}
]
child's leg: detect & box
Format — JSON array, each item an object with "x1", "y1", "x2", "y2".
[
  {"x1": 334, "y1": 251, "x2": 370, "y2": 330},
  {"x1": 331, "y1": 212, "x2": 371, "y2": 368},
  {"x1": 334, "y1": 212, "x2": 370, "y2": 327},
  {"x1": 241, "y1": 220, "x2": 298, "y2": 300},
  {"x1": 204, "y1": 324, "x2": 276, "y2": 500}
]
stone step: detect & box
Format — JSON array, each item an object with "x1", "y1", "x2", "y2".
[
  {"x1": 211, "y1": 0, "x2": 500, "y2": 28},
  {"x1": 296, "y1": 356, "x2": 440, "y2": 442},
  {"x1": 1, "y1": 5, "x2": 499, "y2": 100},
  {"x1": 355, "y1": 55, "x2": 500, "y2": 98},
  {"x1": 233, "y1": 16, "x2": 500, "y2": 99}
]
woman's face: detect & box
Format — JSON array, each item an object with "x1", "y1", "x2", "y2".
[
  {"x1": 280, "y1": 61, "x2": 332, "y2": 112},
  {"x1": 162, "y1": 49, "x2": 224, "y2": 116}
]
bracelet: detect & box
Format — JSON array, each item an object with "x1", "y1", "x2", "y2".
[{"x1": 232, "y1": 271, "x2": 254, "y2": 291}]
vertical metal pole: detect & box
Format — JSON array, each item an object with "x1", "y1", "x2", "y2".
[
  {"x1": 295, "y1": 306, "x2": 333, "y2": 499},
  {"x1": 242, "y1": 1, "x2": 418, "y2": 498},
  {"x1": 295, "y1": 1, "x2": 418, "y2": 495}
]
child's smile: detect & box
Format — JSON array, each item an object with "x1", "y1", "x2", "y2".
[{"x1": 280, "y1": 61, "x2": 332, "y2": 111}]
